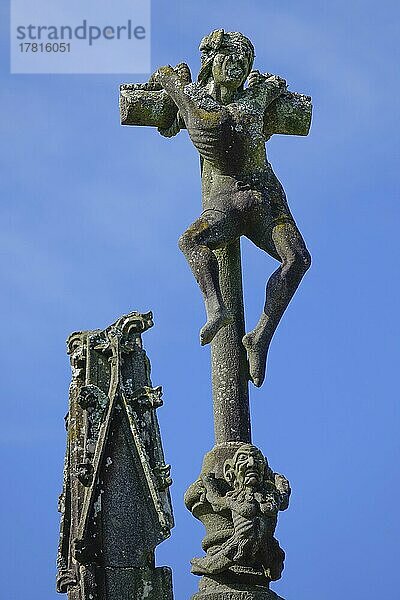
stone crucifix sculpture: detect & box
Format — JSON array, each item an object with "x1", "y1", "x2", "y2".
[{"x1": 120, "y1": 28, "x2": 312, "y2": 600}]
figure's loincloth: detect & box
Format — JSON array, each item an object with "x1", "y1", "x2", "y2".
[{"x1": 201, "y1": 172, "x2": 295, "y2": 239}]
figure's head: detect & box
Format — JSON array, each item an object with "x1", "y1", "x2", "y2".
[
  {"x1": 198, "y1": 29, "x2": 255, "y2": 91},
  {"x1": 223, "y1": 444, "x2": 266, "y2": 490}
]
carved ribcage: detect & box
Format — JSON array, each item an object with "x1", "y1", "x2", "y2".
[{"x1": 188, "y1": 126, "x2": 232, "y2": 166}]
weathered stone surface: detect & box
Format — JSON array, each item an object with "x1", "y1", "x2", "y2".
[
  {"x1": 120, "y1": 86, "x2": 311, "y2": 137},
  {"x1": 193, "y1": 580, "x2": 285, "y2": 600},
  {"x1": 211, "y1": 242, "x2": 250, "y2": 443},
  {"x1": 185, "y1": 443, "x2": 290, "y2": 599},
  {"x1": 102, "y1": 566, "x2": 172, "y2": 600},
  {"x1": 121, "y1": 28, "x2": 312, "y2": 600},
  {"x1": 56, "y1": 311, "x2": 174, "y2": 600}
]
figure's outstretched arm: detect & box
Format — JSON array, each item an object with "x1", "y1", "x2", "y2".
[
  {"x1": 154, "y1": 63, "x2": 222, "y2": 123},
  {"x1": 156, "y1": 63, "x2": 192, "y2": 138},
  {"x1": 246, "y1": 70, "x2": 287, "y2": 109},
  {"x1": 153, "y1": 64, "x2": 193, "y2": 118}
]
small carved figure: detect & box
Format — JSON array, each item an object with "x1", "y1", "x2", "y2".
[
  {"x1": 190, "y1": 444, "x2": 290, "y2": 581},
  {"x1": 149, "y1": 29, "x2": 311, "y2": 387}
]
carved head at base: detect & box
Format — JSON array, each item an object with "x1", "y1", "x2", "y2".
[{"x1": 223, "y1": 443, "x2": 267, "y2": 490}]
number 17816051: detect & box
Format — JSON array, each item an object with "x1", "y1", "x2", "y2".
[{"x1": 19, "y1": 42, "x2": 71, "y2": 52}]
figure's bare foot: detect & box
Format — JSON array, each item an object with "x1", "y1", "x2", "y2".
[
  {"x1": 242, "y1": 329, "x2": 270, "y2": 387},
  {"x1": 200, "y1": 308, "x2": 233, "y2": 346}
]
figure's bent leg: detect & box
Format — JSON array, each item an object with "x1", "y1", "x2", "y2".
[
  {"x1": 191, "y1": 550, "x2": 233, "y2": 575},
  {"x1": 190, "y1": 531, "x2": 238, "y2": 574},
  {"x1": 179, "y1": 214, "x2": 239, "y2": 345},
  {"x1": 243, "y1": 221, "x2": 311, "y2": 387}
]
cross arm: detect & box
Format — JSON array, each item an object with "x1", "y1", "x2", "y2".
[
  {"x1": 246, "y1": 71, "x2": 312, "y2": 137},
  {"x1": 120, "y1": 73, "x2": 312, "y2": 138},
  {"x1": 120, "y1": 63, "x2": 194, "y2": 137}
]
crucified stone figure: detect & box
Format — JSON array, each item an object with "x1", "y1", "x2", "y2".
[
  {"x1": 120, "y1": 31, "x2": 312, "y2": 598},
  {"x1": 151, "y1": 29, "x2": 311, "y2": 387}
]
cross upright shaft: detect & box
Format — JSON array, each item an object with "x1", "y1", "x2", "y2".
[{"x1": 210, "y1": 243, "x2": 251, "y2": 444}]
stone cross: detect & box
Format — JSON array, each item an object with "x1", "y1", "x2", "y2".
[
  {"x1": 120, "y1": 28, "x2": 312, "y2": 600},
  {"x1": 120, "y1": 31, "x2": 311, "y2": 446}
]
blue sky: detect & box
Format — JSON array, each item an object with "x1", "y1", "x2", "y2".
[{"x1": 0, "y1": 1, "x2": 399, "y2": 598}]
